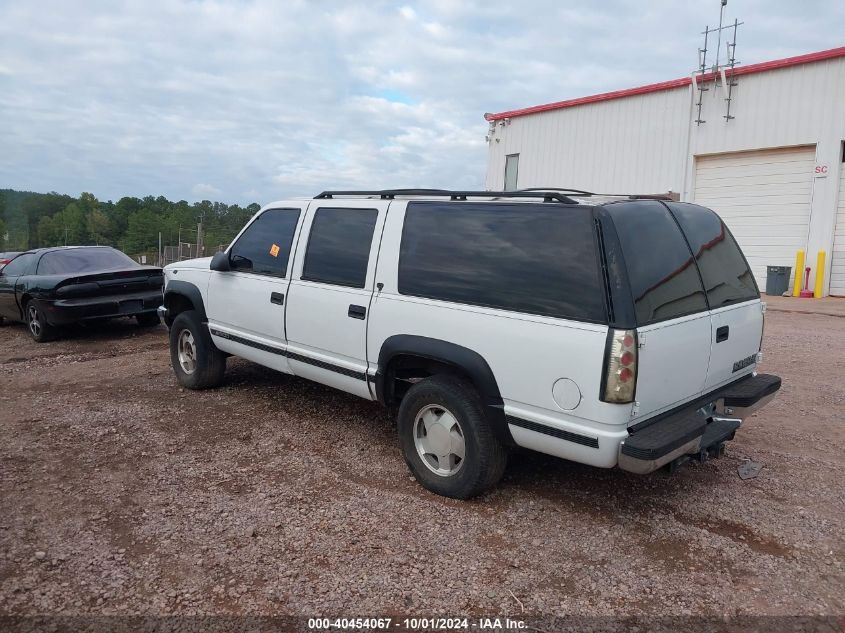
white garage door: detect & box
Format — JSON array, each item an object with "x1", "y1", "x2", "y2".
[
  {"x1": 694, "y1": 146, "x2": 815, "y2": 291},
  {"x1": 831, "y1": 161, "x2": 845, "y2": 296}
]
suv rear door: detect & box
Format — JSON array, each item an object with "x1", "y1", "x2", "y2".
[
  {"x1": 604, "y1": 201, "x2": 712, "y2": 422},
  {"x1": 284, "y1": 200, "x2": 389, "y2": 399},
  {"x1": 667, "y1": 202, "x2": 763, "y2": 391}
]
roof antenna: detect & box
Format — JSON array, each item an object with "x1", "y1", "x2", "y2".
[{"x1": 693, "y1": 0, "x2": 742, "y2": 125}]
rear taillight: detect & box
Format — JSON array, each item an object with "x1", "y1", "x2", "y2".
[{"x1": 602, "y1": 329, "x2": 638, "y2": 403}]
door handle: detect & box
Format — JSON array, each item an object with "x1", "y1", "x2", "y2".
[
  {"x1": 716, "y1": 325, "x2": 729, "y2": 343},
  {"x1": 270, "y1": 292, "x2": 284, "y2": 305},
  {"x1": 348, "y1": 304, "x2": 366, "y2": 320}
]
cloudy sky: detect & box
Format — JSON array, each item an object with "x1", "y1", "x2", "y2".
[{"x1": 1, "y1": 0, "x2": 843, "y2": 205}]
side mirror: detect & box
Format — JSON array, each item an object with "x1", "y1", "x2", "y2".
[{"x1": 210, "y1": 251, "x2": 231, "y2": 272}]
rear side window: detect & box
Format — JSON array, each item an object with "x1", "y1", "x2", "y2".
[
  {"x1": 38, "y1": 248, "x2": 139, "y2": 275},
  {"x1": 667, "y1": 202, "x2": 759, "y2": 308},
  {"x1": 302, "y1": 207, "x2": 378, "y2": 288},
  {"x1": 1, "y1": 253, "x2": 37, "y2": 276},
  {"x1": 229, "y1": 208, "x2": 301, "y2": 277},
  {"x1": 606, "y1": 201, "x2": 708, "y2": 325},
  {"x1": 398, "y1": 202, "x2": 606, "y2": 322}
]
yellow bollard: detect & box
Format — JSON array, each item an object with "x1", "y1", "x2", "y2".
[
  {"x1": 814, "y1": 250, "x2": 826, "y2": 298},
  {"x1": 792, "y1": 250, "x2": 805, "y2": 297}
]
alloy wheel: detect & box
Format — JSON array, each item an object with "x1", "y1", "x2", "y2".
[
  {"x1": 177, "y1": 329, "x2": 197, "y2": 374},
  {"x1": 413, "y1": 404, "x2": 466, "y2": 476},
  {"x1": 27, "y1": 305, "x2": 41, "y2": 338}
]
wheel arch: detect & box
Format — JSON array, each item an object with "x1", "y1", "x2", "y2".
[
  {"x1": 163, "y1": 280, "x2": 206, "y2": 327},
  {"x1": 18, "y1": 292, "x2": 34, "y2": 320},
  {"x1": 375, "y1": 334, "x2": 513, "y2": 446}
]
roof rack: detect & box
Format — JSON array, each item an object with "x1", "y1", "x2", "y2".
[
  {"x1": 314, "y1": 189, "x2": 580, "y2": 204},
  {"x1": 519, "y1": 187, "x2": 674, "y2": 201},
  {"x1": 518, "y1": 187, "x2": 596, "y2": 196}
]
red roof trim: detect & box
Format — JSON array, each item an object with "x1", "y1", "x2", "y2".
[{"x1": 484, "y1": 46, "x2": 845, "y2": 121}]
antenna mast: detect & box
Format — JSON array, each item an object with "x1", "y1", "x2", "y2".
[{"x1": 693, "y1": 0, "x2": 743, "y2": 125}]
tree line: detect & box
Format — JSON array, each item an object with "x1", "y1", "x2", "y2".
[{"x1": 0, "y1": 189, "x2": 261, "y2": 256}]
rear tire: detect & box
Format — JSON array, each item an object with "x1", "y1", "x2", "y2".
[
  {"x1": 397, "y1": 375, "x2": 507, "y2": 499},
  {"x1": 169, "y1": 310, "x2": 226, "y2": 389},
  {"x1": 136, "y1": 312, "x2": 160, "y2": 327},
  {"x1": 25, "y1": 301, "x2": 58, "y2": 343}
]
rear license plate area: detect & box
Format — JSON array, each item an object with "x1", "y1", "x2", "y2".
[{"x1": 120, "y1": 300, "x2": 143, "y2": 314}]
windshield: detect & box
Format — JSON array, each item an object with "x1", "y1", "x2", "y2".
[{"x1": 37, "y1": 248, "x2": 141, "y2": 275}]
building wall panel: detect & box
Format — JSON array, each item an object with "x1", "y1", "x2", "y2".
[{"x1": 484, "y1": 54, "x2": 845, "y2": 294}]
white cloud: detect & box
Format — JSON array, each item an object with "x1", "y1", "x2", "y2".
[
  {"x1": 399, "y1": 6, "x2": 417, "y2": 20},
  {"x1": 192, "y1": 183, "x2": 222, "y2": 198},
  {"x1": 0, "y1": 0, "x2": 843, "y2": 205}
]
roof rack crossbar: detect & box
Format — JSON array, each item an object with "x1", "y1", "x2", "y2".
[
  {"x1": 519, "y1": 187, "x2": 674, "y2": 201},
  {"x1": 518, "y1": 187, "x2": 596, "y2": 196},
  {"x1": 314, "y1": 189, "x2": 579, "y2": 204}
]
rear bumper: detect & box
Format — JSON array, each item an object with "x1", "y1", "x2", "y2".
[
  {"x1": 40, "y1": 290, "x2": 162, "y2": 325},
  {"x1": 618, "y1": 373, "x2": 781, "y2": 474}
]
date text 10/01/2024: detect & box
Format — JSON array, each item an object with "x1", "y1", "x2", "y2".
[{"x1": 307, "y1": 617, "x2": 527, "y2": 630}]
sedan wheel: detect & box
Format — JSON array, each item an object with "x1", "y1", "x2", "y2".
[
  {"x1": 24, "y1": 302, "x2": 56, "y2": 342},
  {"x1": 27, "y1": 305, "x2": 42, "y2": 338}
]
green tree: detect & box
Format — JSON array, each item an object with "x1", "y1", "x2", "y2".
[
  {"x1": 86, "y1": 209, "x2": 110, "y2": 245},
  {"x1": 37, "y1": 215, "x2": 61, "y2": 246},
  {"x1": 0, "y1": 188, "x2": 261, "y2": 252},
  {"x1": 123, "y1": 209, "x2": 162, "y2": 254},
  {"x1": 55, "y1": 202, "x2": 89, "y2": 245}
]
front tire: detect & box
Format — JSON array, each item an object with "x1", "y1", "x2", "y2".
[
  {"x1": 397, "y1": 376, "x2": 507, "y2": 499},
  {"x1": 169, "y1": 310, "x2": 226, "y2": 389},
  {"x1": 25, "y1": 301, "x2": 57, "y2": 343}
]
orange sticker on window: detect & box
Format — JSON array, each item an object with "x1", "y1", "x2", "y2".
[{"x1": 269, "y1": 243, "x2": 280, "y2": 257}]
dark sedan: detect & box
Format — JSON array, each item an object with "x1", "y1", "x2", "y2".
[{"x1": 0, "y1": 246, "x2": 163, "y2": 342}]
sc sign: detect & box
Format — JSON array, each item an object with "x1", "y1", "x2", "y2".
[{"x1": 814, "y1": 164, "x2": 829, "y2": 178}]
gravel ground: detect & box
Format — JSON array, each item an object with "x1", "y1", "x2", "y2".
[{"x1": 0, "y1": 310, "x2": 843, "y2": 622}]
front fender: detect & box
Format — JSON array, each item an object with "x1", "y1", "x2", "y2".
[{"x1": 163, "y1": 279, "x2": 207, "y2": 325}]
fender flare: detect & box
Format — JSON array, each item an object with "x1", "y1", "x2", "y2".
[
  {"x1": 375, "y1": 334, "x2": 513, "y2": 445},
  {"x1": 163, "y1": 280, "x2": 207, "y2": 324}
]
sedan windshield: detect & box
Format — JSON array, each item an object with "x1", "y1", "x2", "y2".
[{"x1": 37, "y1": 248, "x2": 141, "y2": 275}]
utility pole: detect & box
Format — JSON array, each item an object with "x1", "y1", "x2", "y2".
[{"x1": 196, "y1": 212, "x2": 205, "y2": 257}]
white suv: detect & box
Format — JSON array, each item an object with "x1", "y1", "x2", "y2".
[{"x1": 159, "y1": 189, "x2": 781, "y2": 498}]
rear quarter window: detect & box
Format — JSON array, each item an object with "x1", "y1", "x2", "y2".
[
  {"x1": 666, "y1": 202, "x2": 759, "y2": 308},
  {"x1": 0, "y1": 253, "x2": 37, "y2": 276},
  {"x1": 606, "y1": 201, "x2": 708, "y2": 325},
  {"x1": 398, "y1": 201, "x2": 606, "y2": 323}
]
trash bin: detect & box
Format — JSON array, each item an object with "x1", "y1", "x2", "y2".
[{"x1": 765, "y1": 265, "x2": 791, "y2": 296}]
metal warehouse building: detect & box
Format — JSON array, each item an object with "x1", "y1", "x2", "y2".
[{"x1": 484, "y1": 46, "x2": 845, "y2": 296}]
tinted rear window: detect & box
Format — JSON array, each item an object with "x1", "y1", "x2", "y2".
[
  {"x1": 606, "y1": 201, "x2": 708, "y2": 325},
  {"x1": 37, "y1": 248, "x2": 140, "y2": 275},
  {"x1": 667, "y1": 202, "x2": 759, "y2": 308},
  {"x1": 398, "y1": 202, "x2": 606, "y2": 322},
  {"x1": 302, "y1": 207, "x2": 378, "y2": 288}
]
